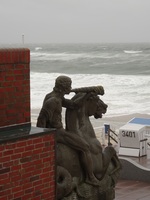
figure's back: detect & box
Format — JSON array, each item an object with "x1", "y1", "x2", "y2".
[
  {"x1": 43, "y1": 91, "x2": 54, "y2": 105},
  {"x1": 37, "y1": 91, "x2": 63, "y2": 129}
]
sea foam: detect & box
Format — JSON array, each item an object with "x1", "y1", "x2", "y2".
[{"x1": 30, "y1": 72, "x2": 150, "y2": 117}]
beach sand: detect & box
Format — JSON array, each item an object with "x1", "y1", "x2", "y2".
[{"x1": 31, "y1": 108, "x2": 150, "y2": 145}]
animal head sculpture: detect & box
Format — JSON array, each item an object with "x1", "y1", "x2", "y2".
[{"x1": 71, "y1": 85, "x2": 107, "y2": 118}]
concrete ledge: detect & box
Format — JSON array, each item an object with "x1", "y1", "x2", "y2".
[
  {"x1": 119, "y1": 157, "x2": 150, "y2": 182},
  {"x1": 0, "y1": 123, "x2": 55, "y2": 143}
]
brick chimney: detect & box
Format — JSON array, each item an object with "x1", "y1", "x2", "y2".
[{"x1": 0, "y1": 48, "x2": 30, "y2": 127}]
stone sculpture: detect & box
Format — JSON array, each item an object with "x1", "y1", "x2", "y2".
[{"x1": 37, "y1": 75, "x2": 121, "y2": 200}]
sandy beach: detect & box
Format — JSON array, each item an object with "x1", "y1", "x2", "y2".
[
  {"x1": 31, "y1": 107, "x2": 150, "y2": 129},
  {"x1": 31, "y1": 108, "x2": 150, "y2": 144}
]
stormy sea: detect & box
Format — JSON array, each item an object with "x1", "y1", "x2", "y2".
[{"x1": 27, "y1": 43, "x2": 150, "y2": 118}]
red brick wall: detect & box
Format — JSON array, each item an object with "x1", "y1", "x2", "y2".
[
  {"x1": 0, "y1": 132, "x2": 56, "y2": 200},
  {"x1": 0, "y1": 48, "x2": 30, "y2": 127}
]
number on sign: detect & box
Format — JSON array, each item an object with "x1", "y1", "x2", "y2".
[{"x1": 122, "y1": 131, "x2": 135, "y2": 138}]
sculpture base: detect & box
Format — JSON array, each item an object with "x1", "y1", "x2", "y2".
[
  {"x1": 60, "y1": 180, "x2": 115, "y2": 200},
  {"x1": 62, "y1": 188, "x2": 115, "y2": 200}
]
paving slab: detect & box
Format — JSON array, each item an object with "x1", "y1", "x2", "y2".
[{"x1": 115, "y1": 179, "x2": 150, "y2": 200}]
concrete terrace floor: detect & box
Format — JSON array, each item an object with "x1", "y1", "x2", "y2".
[
  {"x1": 115, "y1": 149, "x2": 150, "y2": 200},
  {"x1": 115, "y1": 179, "x2": 150, "y2": 200}
]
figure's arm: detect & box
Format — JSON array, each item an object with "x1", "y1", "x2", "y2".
[
  {"x1": 62, "y1": 93, "x2": 91, "y2": 109},
  {"x1": 62, "y1": 98, "x2": 75, "y2": 109}
]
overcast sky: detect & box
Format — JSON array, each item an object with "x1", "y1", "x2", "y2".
[{"x1": 0, "y1": 0, "x2": 150, "y2": 44}]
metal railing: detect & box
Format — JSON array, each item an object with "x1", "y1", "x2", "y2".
[{"x1": 108, "y1": 128, "x2": 118, "y2": 146}]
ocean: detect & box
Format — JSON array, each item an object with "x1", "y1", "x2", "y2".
[
  {"x1": 28, "y1": 43, "x2": 150, "y2": 118},
  {"x1": 14, "y1": 43, "x2": 150, "y2": 117}
]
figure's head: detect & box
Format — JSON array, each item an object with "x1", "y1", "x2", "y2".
[{"x1": 54, "y1": 75, "x2": 72, "y2": 94}]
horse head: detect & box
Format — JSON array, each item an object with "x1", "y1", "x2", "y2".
[
  {"x1": 85, "y1": 94, "x2": 108, "y2": 119},
  {"x1": 71, "y1": 85, "x2": 107, "y2": 118}
]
